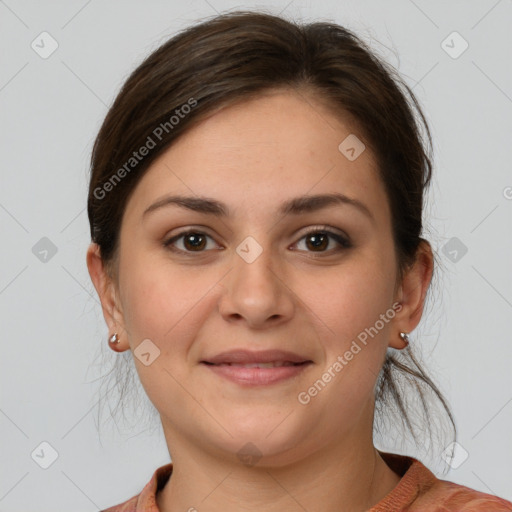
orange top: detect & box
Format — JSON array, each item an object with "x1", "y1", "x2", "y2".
[{"x1": 101, "y1": 452, "x2": 512, "y2": 511}]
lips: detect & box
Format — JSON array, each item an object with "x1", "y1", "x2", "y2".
[
  {"x1": 201, "y1": 349, "x2": 312, "y2": 366},
  {"x1": 201, "y1": 349, "x2": 313, "y2": 386}
]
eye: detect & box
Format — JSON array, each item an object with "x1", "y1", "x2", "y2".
[
  {"x1": 163, "y1": 226, "x2": 352, "y2": 255},
  {"x1": 293, "y1": 227, "x2": 352, "y2": 254},
  {"x1": 163, "y1": 230, "x2": 218, "y2": 253}
]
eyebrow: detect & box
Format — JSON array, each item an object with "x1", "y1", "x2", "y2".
[{"x1": 142, "y1": 193, "x2": 374, "y2": 221}]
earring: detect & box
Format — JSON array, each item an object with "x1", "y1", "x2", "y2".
[
  {"x1": 399, "y1": 332, "x2": 409, "y2": 348},
  {"x1": 109, "y1": 333, "x2": 120, "y2": 344}
]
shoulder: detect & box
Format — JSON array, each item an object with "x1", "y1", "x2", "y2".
[
  {"x1": 99, "y1": 463, "x2": 173, "y2": 512},
  {"x1": 373, "y1": 451, "x2": 512, "y2": 511},
  {"x1": 419, "y1": 476, "x2": 512, "y2": 511}
]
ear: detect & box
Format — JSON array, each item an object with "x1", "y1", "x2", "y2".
[
  {"x1": 389, "y1": 239, "x2": 434, "y2": 349},
  {"x1": 86, "y1": 243, "x2": 129, "y2": 351}
]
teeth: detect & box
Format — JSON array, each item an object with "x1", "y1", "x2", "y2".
[{"x1": 220, "y1": 361, "x2": 296, "y2": 368}]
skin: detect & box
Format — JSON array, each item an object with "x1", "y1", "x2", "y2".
[{"x1": 87, "y1": 88, "x2": 433, "y2": 511}]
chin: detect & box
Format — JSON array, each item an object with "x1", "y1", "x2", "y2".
[{"x1": 213, "y1": 420, "x2": 310, "y2": 466}]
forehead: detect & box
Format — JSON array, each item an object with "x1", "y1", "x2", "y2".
[{"x1": 123, "y1": 90, "x2": 390, "y2": 226}]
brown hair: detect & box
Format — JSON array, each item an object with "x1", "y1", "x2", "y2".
[{"x1": 88, "y1": 9, "x2": 456, "y2": 466}]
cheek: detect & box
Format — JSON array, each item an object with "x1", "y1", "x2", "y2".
[
  {"x1": 303, "y1": 258, "x2": 395, "y2": 344},
  {"x1": 118, "y1": 253, "x2": 216, "y2": 351},
  {"x1": 304, "y1": 266, "x2": 393, "y2": 412}
]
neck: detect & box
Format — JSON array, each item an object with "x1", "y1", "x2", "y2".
[{"x1": 156, "y1": 429, "x2": 401, "y2": 511}]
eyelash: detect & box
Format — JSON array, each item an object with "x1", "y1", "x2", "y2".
[{"x1": 162, "y1": 225, "x2": 352, "y2": 256}]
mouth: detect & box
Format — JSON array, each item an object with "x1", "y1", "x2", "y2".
[
  {"x1": 201, "y1": 348, "x2": 313, "y2": 366},
  {"x1": 201, "y1": 361, "x2": 310, "y2": 368},
  {"x1": 200, "y1": 349, "x2": 313, "y2": 386}
]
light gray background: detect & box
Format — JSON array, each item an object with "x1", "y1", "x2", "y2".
[{"x1": 1, "y1": 0, "x2": 511, "y2": 510}]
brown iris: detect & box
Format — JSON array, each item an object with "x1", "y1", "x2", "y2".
[
  {"x1": 182, "y1": 233, "x2": 207, "y2": 251},
  {"x1": 305, "y1": 232, "x2": 329, "y2": 251}
]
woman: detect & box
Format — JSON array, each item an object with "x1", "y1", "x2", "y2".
[{"x1": 86, "y1": 10, "x2": 512, "y2": 511}]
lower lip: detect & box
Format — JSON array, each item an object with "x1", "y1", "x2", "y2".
[{"x1": 201, "y1": 362, "x2": 312, "y2": 386}]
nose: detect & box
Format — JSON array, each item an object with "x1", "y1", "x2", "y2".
[{"x1": 218, "y1": 245, "x2": 295, "y2": 329}]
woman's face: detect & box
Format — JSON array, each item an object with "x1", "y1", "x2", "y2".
[{"x1": 91, "y1": 89, "x2": 412, "y2": 465}]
